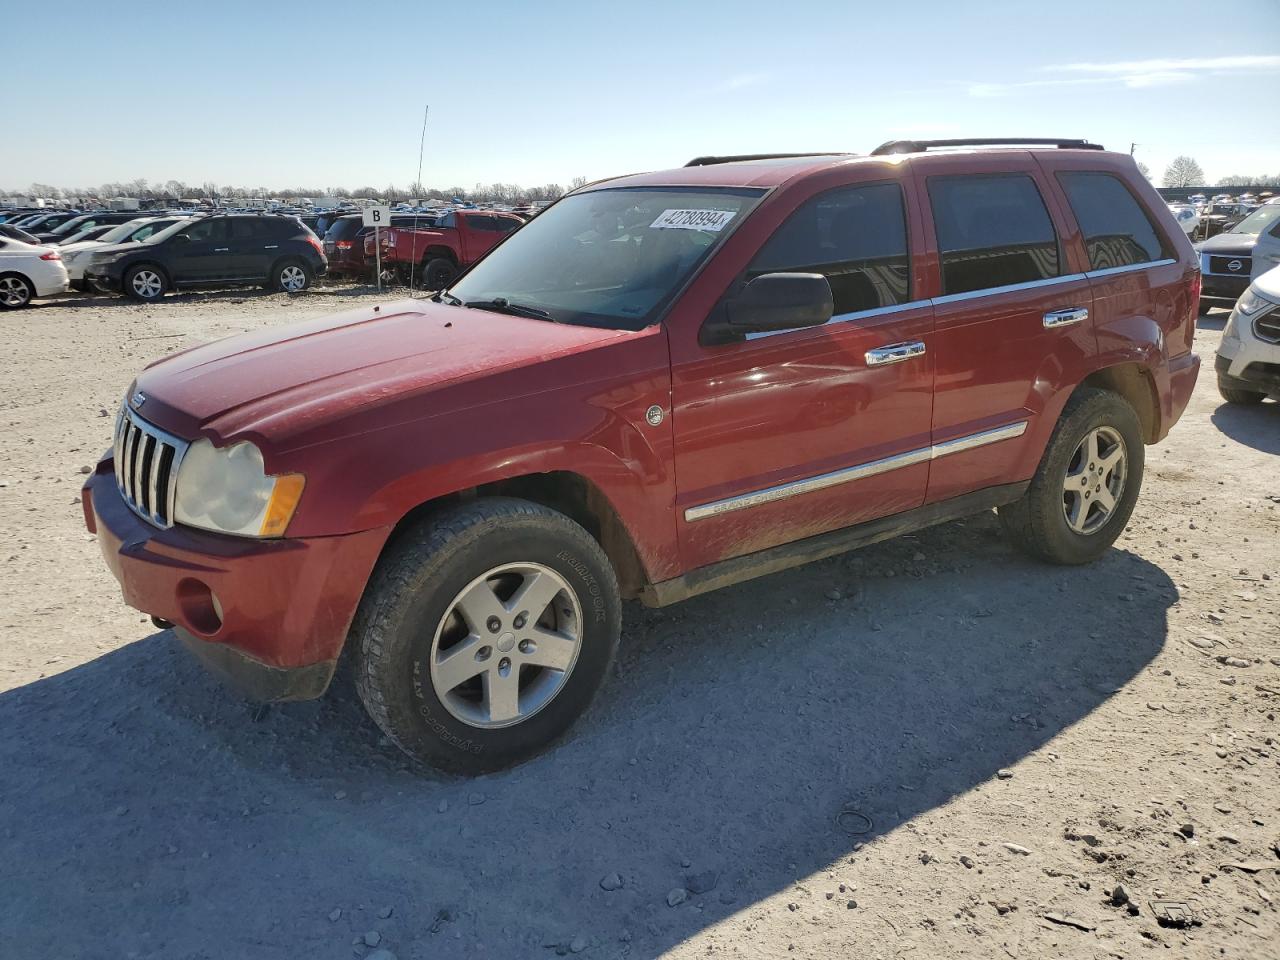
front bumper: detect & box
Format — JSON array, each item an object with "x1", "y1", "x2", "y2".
[
  {"x1": 1201, "y1": 273, "x2": 1250, "y2": 304},
  {"x1": 83, "y1": 461, "x2": 389, "y2": 701},
  {"x1": 83, "y1": 269, "x2": 121, "y2": 293},
  {"x1": 1216, "y1": 354, "x2": 1280, "y2": 398}
]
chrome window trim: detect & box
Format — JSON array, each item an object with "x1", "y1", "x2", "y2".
[
  {"x1": 684, "y1": 420, "x2": 1028, "y2": 522},
  {"x1": 1085, "y1": 257, "x2": 1176, "y2": 279},
  {"x1": 743, "y1": 299, "x2": 931, "y2": 341},
  {"x1": 931, "y1": 273, "x2": 1087, "y2": 306}
]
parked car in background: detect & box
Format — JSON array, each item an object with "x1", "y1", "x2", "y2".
[
  {"x1": 16, "y1": 211, "x2": 82, "y2": 234},
  {"x1": 82, "y1": 213, "x2": 326, "y2": 301},
  {"x1": 0, "y1": 237, "x2": 69, "y2": 309},
  {"x1": 1216, "y1": 263, "x2": 1280, "y2": 403},
  {"x1": 34, "y1": 210, "x2": 163, "y2": 244},
  {"x1": 0, "y1": 223, "x2": 42, "y2": 245},
  {"x1": 54, "y1": 224, "x2": 119, "y2": 246},
  {"x1": 1196, "y1": 202, "x2": 1249, "y2": 240},
  {"x1": 370, "y1": 208, "x2": 524, "y2": 288},
  {"x1": 1167, "y1": 202, "x2": 1200, "y2": 236},
  {"x1": 61, "y1": 216, "x2": 192, "y2": 290},
  {"x1": 1195, "y1": 202, "x2": 1280, "y2": 312},
  {"x1": 0, "y1": 209, "x2": 46, "y2": 224},
  {"x1": 83, "y1": 138, "x2": 1200, "y2": 773},
  {"x1": 323, "y1": 213, "x2": 441, "y2": 281}
]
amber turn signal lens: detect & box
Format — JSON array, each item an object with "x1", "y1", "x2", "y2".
[{"x1": 258, "y1": 474, "x2": 306, "y2": 537}]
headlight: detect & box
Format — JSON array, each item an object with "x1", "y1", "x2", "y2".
[
  {"x1": 1235, "y1": 288, "x2": 1275, "y2": 317},
  {"x1": 174, "y1": 438, "x2": 305, "y2": 537}
]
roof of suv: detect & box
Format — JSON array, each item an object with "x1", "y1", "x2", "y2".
[{"x1": 597, "y1": 139, "x2": 1113, "y2": 191}]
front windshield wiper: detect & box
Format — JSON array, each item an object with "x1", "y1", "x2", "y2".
[{"x1": 463, "y1": 298, "x2": 559, "y2": 322}]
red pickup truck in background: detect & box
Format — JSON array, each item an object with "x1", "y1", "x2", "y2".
[{"x1": 367, "y1": 209, "x2": 526, "y2": 288}]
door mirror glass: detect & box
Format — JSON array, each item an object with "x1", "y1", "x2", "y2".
[
  {"x1": 171, "y1": 233, "x2": 190, "y2": 243},
  {"x1": 704, "y1": 272, "x2": 834, "y2": 345}
]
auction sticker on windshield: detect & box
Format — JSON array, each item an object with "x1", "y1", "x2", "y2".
[{"x1": 650, "y1": 209, "x2": 737, "y2": 232}]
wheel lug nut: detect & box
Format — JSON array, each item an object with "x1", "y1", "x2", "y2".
[
  {"x1": 476, "y1": 646, "x2": 491, "y2": 661},
  {"x1": 518, "y1": 639, "x2": 533, "y2": 654},
  {"x1": 486, "y1": 616, "x2": 501, "y2": 633},
  {"x1": 513, "y1": 612, "x2": 528, "y2": 629}
]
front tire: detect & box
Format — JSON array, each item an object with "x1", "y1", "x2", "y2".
[
  {"x1": 0, "y1": 273, "x2": 35, "y2": 309},
  {"x1": 124, "y1": 264, "x2": 166, "y2": 301},
  {"x1": 999, "y1": 388, "x2": 1144, "y2": 565},
  {"x1": 1216, "y1": 375, "x2": 1265, "y2": 405},
  {"x1": 352, "y1": 498, "x2": 621, "y2": 774}
]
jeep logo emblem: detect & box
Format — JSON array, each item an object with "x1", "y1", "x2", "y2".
[
  {"x1": 132, "y1": 391, "x2": 147, "y2": 408},
  {"x1": 1227, "y1": 259, "x2": 1243, "y2": 272}
]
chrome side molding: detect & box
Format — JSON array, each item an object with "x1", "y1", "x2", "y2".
[{"x1": 684, "y1": 420, "x2": 1028, "y2": 522}]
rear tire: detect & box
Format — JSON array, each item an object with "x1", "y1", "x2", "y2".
[
  {"x1": 421, "y1": 257, "x2": 457, "y2": 291},
  {"x1": 351, "y1": 498, "x2": 621, "y2": 774},
  {"x1": 999, "y1": 388, "x2": 1144, "y2": 565},
  {"x1": 0, "y1": 273, "x2": 34, "y2": 309},
  {"x1": 124, "y1": 264, "x2": 166, "y2": 302},
  {"x1": 273, "y1": 259, "x2": 311, "y2": 293}
]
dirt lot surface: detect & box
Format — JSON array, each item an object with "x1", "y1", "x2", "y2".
[{"x1": 1, "y1": 288, "x2": 1277, "y2": 960}]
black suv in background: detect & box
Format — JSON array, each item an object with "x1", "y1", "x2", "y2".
[
  {"x1": 83, "y1": 213, "x2": 327, "y2": 301},
  {"x1": 32, "y1": 210, "x2": 161, "y2": 243}
]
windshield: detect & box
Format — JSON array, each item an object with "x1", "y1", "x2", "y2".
[
  {"x1": 96, "y1": 220, "x2": 149, "y2": 243},
  {"x1": 446, "y1": 187, "x2": 764, "y2": 329},
  {"x1": 1231, "y1": 205, "x2": 1280, "y2": 236},
  {"x1": 143, "y1": 219, "x2": 195, "y2": 244}
]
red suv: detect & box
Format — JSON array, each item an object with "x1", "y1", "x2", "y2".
[{"x1": 83, "y1": 138, "x2": 1200, "y2": 774}]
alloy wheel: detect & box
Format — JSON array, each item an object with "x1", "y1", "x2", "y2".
[
  {"x1": 0, "y1": 277, "x2": 31, "y2": 307},
  {"x1": 280, "y1": 265, "x2": 306, "y2": 291},
  {"x1": 429, "y1": 562, "x2": 582, "y2": 728},
  {"x1": 131, "y1": 270, "x2": 162, "y2": 299},
  {"x1": 1062, "y1": 426, "x2": 1127, "y2": 535}
]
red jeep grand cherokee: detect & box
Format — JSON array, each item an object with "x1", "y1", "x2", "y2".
[{"x1": 84, "y1": 138, "x2": 1200, "y2": 773}]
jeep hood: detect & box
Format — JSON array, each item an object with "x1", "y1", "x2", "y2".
[{"x1": 131, "y1": 298, "x2": 636, "y2": 445}]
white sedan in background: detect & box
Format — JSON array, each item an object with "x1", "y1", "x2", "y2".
[
  {"x1": 0, "y1": 238, "x2": 68, "y2": 309},
  {"x1": 1167, "y1": 202, "x2": 1200, "y2": 236},
  {"x1": 59, "y1": 215, "x2": 191, "y2": 290}
]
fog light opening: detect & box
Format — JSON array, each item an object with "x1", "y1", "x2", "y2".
[{"x1": 177, "y1": 578, "x2": 224, "y2": 636}]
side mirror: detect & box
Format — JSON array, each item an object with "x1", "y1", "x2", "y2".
[
  {"x1": 701, "y1": 272, "x2": 834, "y2": 345},
  {"x1": 171, "y1": 233, "x2": 190, "y2": 243}
]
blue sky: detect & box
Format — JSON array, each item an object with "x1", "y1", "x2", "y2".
[{"x1": 6, "y1": 0, "x2": 1278, "y2": 192}]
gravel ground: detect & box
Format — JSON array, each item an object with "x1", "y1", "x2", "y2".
[{"x1": 1, "y1": 287, "x2": 1277, "y2": 960}]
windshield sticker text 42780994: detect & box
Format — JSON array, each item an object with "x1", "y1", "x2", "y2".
[{"x1": 649, "y1": 209, "x2": 737, "y2": 232}]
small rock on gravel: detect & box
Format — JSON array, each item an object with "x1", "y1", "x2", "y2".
[
  {"x1": 1002, "y1": 842, "x2": 1031, "y2": 856},
  {"x1": 377, "y1": 906, "x2": 393, "y2": 919},
  {"x1": 666, "y1": 888, "x2": 688, "y2": 907},
  {"x1": 363, "y1": 930, "x2": 381, "y2": 947},
  {"x1": 569, "y1": 935, "x2": 588, "y2": 953},
  {"x1": 468, "y1": 792, "x2": 486, "y2": 805},
  {"x1": 599, "y1": 873, "x2": 623, "y2": 891},
  {"x1": 1110, "y1": 883, "x2": 1130, "y2": 906},
  {"x1": 684, "y1": 869, "x2": 718, "y2": 894},
  {"x1": 327, "y1": 908, "x2": 342, "y2": 922},
  {"x1": 996, "y1": 768, "x2": 1013, "y2": 779}
]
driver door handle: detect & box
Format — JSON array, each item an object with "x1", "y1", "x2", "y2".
[
  {"x1": 1043, "y1": 307, "x2": 1088, "y2": 328},
  {"x1": 213, "y1": 247, "x2": 230, "y2": 252},
  {"x1": 865, "y1": 341, "x2": 926, "y2": 366}
]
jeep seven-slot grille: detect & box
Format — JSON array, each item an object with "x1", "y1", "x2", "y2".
[
  {"x1": 113, "y1": 405, "x2": 188, "y2": 528},
  {"x1": 1255, "y1": 306, "x2": 1280, "y2": 344}
]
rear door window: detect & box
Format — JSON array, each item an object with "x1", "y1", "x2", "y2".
[
  {"x1": 748, "y1": 182, "x2": 911, "y2": 314},
  {"x1": 1057, "y1": 172, "x2": 1172, "y2": 270},
  {"x1": 928, "y1": 174, "x2": 1060, "y2": 295}
]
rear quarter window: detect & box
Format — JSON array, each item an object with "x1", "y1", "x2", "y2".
[
  {"x1": 928, "y1": 174, "x2": 1061, "y2": 295},
  {"x1": 1057, "y1": 171, "x2": 1172, "y2": 271}
]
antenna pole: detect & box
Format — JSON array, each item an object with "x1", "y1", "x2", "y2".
[{"x1": 409, "y1": 104, "x2": 429, "y2": 296}]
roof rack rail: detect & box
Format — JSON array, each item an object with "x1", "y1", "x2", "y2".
[
  {"x1": 870, "y1": 138, "x2": 1104, "y2": 156},
  {"x1": 685, "y1": 152, "x2": 847, "y2": 167}
]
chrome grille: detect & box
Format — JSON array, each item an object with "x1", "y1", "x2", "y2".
[
  {"x1": 1255, "y1": 306, "x2": 1280, "y2": 344},
  {"x1": 113, "y1": 404, "x2": 189, "y2": 528}
]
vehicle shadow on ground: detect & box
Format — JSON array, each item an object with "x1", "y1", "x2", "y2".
[
  {"x1": 0, "y1": 513, "x2": 1177, "y2": 960},
  {"x1": 1210, "y1": 399, "x2": 1280, "y2": 454}
]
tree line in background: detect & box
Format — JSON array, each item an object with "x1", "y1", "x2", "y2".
[
  {"x1": 0, "y1": 176, "x2": 592, "y2": 203},
  {"x1": 1157, "y1": 156, "x2": 1279, "y2": 189}
]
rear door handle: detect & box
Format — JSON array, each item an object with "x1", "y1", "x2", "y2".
[
  {"x1": 213, "y1": 247, "x2": 230, "y2": 252},
  {"x1": 1043, "y1": 307, "x2": 1088, "y2": 328},
  {"x1": 865, "y1": 341, "x2": 926, "y2": 366},
  {"x1": 264, "y1": 245, "x2": 278, "y2": 249}
]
